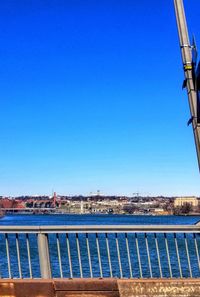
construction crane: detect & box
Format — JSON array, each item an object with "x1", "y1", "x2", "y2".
[{"x1": 174, "y1": 0, "x2": 200, "y2": 171}]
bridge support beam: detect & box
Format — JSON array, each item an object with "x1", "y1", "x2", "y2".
[{"x1": 174, "y1": 0, "x2": 200, "y2": 171}]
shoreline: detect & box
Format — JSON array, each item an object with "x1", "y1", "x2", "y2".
[{"x1": 1, "y1": 212, "x2": 200, "y2": 216}]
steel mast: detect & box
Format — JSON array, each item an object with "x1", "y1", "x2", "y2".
[{"x1": 174, "y1": 0, "x2": 200, "y2": 171}]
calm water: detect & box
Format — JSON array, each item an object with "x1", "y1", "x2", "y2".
[
  {"x1": 0, "y1": 214, "x2": 200, "y2": 279},
  {"x1": 1, "y1": 213, "x2": 200, "y2": 226}
]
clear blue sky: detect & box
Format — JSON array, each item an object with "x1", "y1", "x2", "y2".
[{"x1": 0, "y1": 0, "x2": 200, "y2": 197}]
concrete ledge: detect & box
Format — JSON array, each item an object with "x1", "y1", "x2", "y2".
[
  {"x1": 54, "y1": 279, "x2": 119, "y2": 297},
  {"x1": 56, "y1": 292, "x2": 119, "y2": 297},
  {"x1": 54, "y1": 278, "x2": 118, "y2": 291},
  {"x1": 118, "y1": 279, "x2": 200, "y2": 297},
  {"x1": 0, "y1": 279, "x2": 55, "y2": 297},
  {"x1": 0, "y1": 278, "x2": 200, "y2": 297}
]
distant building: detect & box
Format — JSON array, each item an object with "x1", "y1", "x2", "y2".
[{"x1": 174, "y1": 197, "x2": 198, "y2": 207}]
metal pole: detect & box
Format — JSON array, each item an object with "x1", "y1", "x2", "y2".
[
  {"x1": 37, "y1": 233, "x2": 51, "y2": 278},
  {"x1": 174, "y1": 0, "x2": 200, "y2": 171}
]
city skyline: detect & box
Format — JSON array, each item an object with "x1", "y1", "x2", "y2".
[{"x1": 0, "y1": 1, "x2": 200, "y2": 196}]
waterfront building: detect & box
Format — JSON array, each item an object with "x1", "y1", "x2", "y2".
[{"x1": 174, "y1": 197, "x2": 199, "y2": 207}]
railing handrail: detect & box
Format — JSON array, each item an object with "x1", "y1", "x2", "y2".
[
  {"x1": 0, "y1": 224, "x2": 200, "y2": 233},
  {"x1": 1, "y1": 224, "x2": 200, "y2": 279}
]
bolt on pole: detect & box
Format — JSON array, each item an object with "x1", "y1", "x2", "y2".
[{"x1": 174, "y1": 0, "x2": 200, "y2": 171}]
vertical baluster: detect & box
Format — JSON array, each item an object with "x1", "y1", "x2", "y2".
[
  {"x1": 86, "y1": 233, "x2": 93, "y2": 278},
  {"x1": 26, "y1": 234, "x2": 32, "y2": 278},
  {"x1": 16, "y1": 234, "x2": 22, "y2": 278},
  {"x1": 105, "y1": 233, "x2": 113, "y2": 277},
  {"x1": 5, "y1": 233, "x2": 11, "y2": 278},
  {"x1": 145, "y1": 233, "x2": 152, "y2": 278},
  {"x1": 96, "y1": 233, "x2": 103, "y2": 278},
  {"x1": 115, "y1": 233, "x2": 123, "y2": 278},
  {"x1": 164, "y1": 233, "x2": 172, "y2": 278},
  {"x1": 135, "y1": 233, "x2": 142, "y2": 278},
  {"x1": 66, "y1": 233, "x2": 73, "y2": 278},
  {"x1": 154, "y1": 233, "x2": 162, "y2": 278},
  {"x1": 76, "y1": 233, "x2": 83, "y2": 278},
  {"x1": 174, "y1": 233, "x2": 182, "y2": 278},
  {"x1": 193, "y1": 233, "x2": 200, "y2": 273},
  {"x1": 0, "y1": 235, "x2": 2, "y2": 278},
  {"x1": 56, "y1": 233, "x2": 63, "y2": 278},
  {"x1": 125, "y1": 233, "x2": 133, "y2": 278},
  {"x1": 184, "y1": 233, "x2": 192, "y2": 277}
]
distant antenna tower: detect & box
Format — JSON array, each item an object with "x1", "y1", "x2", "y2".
[{"x1": 133, "y1": 192, "x2": 139, "y2": 197}]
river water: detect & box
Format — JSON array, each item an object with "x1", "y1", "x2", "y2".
[
  {"x1": 0, "y1": 214, "x2": 200, "y2": 279},
  {"x1": 1, "y1": 213, "x2": 200, "y2": 226}
]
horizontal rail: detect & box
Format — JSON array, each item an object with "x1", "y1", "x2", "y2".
[{"x1": 0, "y1": 224, "x2": 200, "y2": 233}]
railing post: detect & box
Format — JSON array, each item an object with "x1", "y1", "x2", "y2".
[{"x1": 37, "y1": 233, "x2": 51, "y2": 278}]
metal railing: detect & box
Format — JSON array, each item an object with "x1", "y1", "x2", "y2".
[{"x1": 0, "y1": 225, "x2": 200, "y2": 279}]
